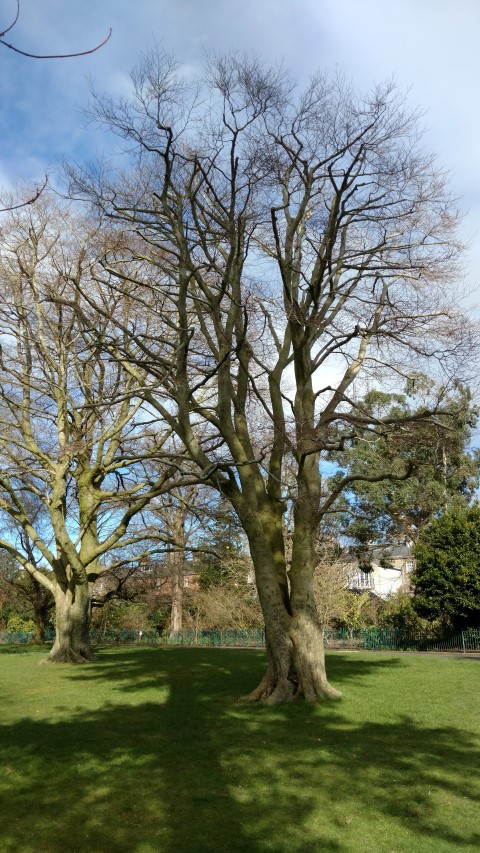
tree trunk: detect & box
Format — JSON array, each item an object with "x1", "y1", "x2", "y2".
[
  {"x1": 169, "y1": 553, "x2": 184, "y2": 636},
  {"x1": 244, "y1": 607, "x2": 341, "y2": 704},
  {"x1": 170, "y1": 570, "x2": 183, "y2": 635},
  {"x1": 31, "y1": 590, "x2": 53, "y2": 645},
  {"x1": 289, "y1": 607, "x2": 341, "y2": 702},
  {"x1": 242, "y1": 532, "x2": 341, "y2": 704},
  {"x1": 168, "y1": 506, "x2": 187, "y2": 637},
  {"x1": 31, "y1": 611, "x2": 46, "y2": 645},
  {"x1": 47, "y1": 581, "x2": 94, "y2": 663}
]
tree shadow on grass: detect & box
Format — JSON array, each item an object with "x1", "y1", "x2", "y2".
[{"x1": 0, "y1": 649, "x2": 479, "y2": 852}]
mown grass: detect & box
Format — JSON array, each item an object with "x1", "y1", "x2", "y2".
[{"x1": 1, "y1": 646, "x2": 479, "y2": 853}]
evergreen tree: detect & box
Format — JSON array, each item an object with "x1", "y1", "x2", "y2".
[
  {"x1": 412, "y1": 504, "x2": 480, "y2": 631},
  {"x1": 328, "y1": 383, "x2": 479, "y2": 545}
]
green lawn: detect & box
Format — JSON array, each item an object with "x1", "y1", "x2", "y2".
[{"x1": 0, "y1": 646, "x2": 479, "y2": 853}]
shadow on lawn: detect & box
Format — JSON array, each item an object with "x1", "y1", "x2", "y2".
[{"x1": 0, "y1": 649, "x2": 479, "y2": 853}]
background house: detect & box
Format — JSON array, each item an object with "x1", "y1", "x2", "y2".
[{"x1": 346, "y1": 545, "x2": 415, "y2": 599}]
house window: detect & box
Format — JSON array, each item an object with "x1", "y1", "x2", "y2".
[{"x1": 353, "y1": 570, "x2": 373, "y2": 589}]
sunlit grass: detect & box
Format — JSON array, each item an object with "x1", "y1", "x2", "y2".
[{"x1": 1, "y1": 646, "x2": 479, "y2": 852}]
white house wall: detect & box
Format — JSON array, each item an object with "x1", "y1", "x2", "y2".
[{"x1": 370, "y1": 566, "x2": 404, "y2": 598}]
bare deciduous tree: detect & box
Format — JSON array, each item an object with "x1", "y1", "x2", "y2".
[
  {"x1": 0, "y1": 199, "x2": 198, "y2": 661},
  {"x1": 70, "y1": 52, "x2": 475, "y2": 700}
]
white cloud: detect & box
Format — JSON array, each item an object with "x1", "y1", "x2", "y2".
[{"x1": 0, "y1": 0, "x2": 478, "y2": 289}]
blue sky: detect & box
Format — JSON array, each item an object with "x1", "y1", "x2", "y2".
[{"x1": 1, "y1": 0, "x2": 480, "y2": 288}]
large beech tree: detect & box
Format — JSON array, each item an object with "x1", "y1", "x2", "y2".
[
  {"x1": 71, "y1": 53, "x2": 474, "y2": 700},
  {"x1": 0, "y1": 202, "x2": 197, "y2": 661}
]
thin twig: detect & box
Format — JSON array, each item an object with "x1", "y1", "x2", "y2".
[
  {"x1": 0, "y1": 1, "x2": 112, "y2": 59},
  {"x1": 0, "y1": 28, "x2": 112, "y2": 59},
  {"x1": 0, "y1": 176, "x2": 48, "y2": 213}
]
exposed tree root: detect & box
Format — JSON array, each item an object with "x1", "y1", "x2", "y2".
[
  {"x1": 239, "y1": 669, "x2": 276, "y2": 702},
  {"x1": 262, "y1": 678, "x2": 298, "y2": 704},
  {"x1": 44, "y1": 647, "x2": 94, "y2": 664},
  {"x1": 240, "y1": 667, "x2": 340, "y2": 705}
]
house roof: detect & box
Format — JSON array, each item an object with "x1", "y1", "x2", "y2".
[{"x1": 370, "y1": 544, "x2": 413, "y2": 560}]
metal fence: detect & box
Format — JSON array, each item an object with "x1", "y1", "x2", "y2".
[
  {"x1": 89, "y1": 627, "x2": 267, "y2": 647},
  {"x1": 323, "y1": 626, "x2": 480, "y2": 652},
  {"x1": 1, "y1": 626, "x2": 480, "y2": 652},
  {"x1": 0, "y1": 629, "x2": 54, "y2": 646}
]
